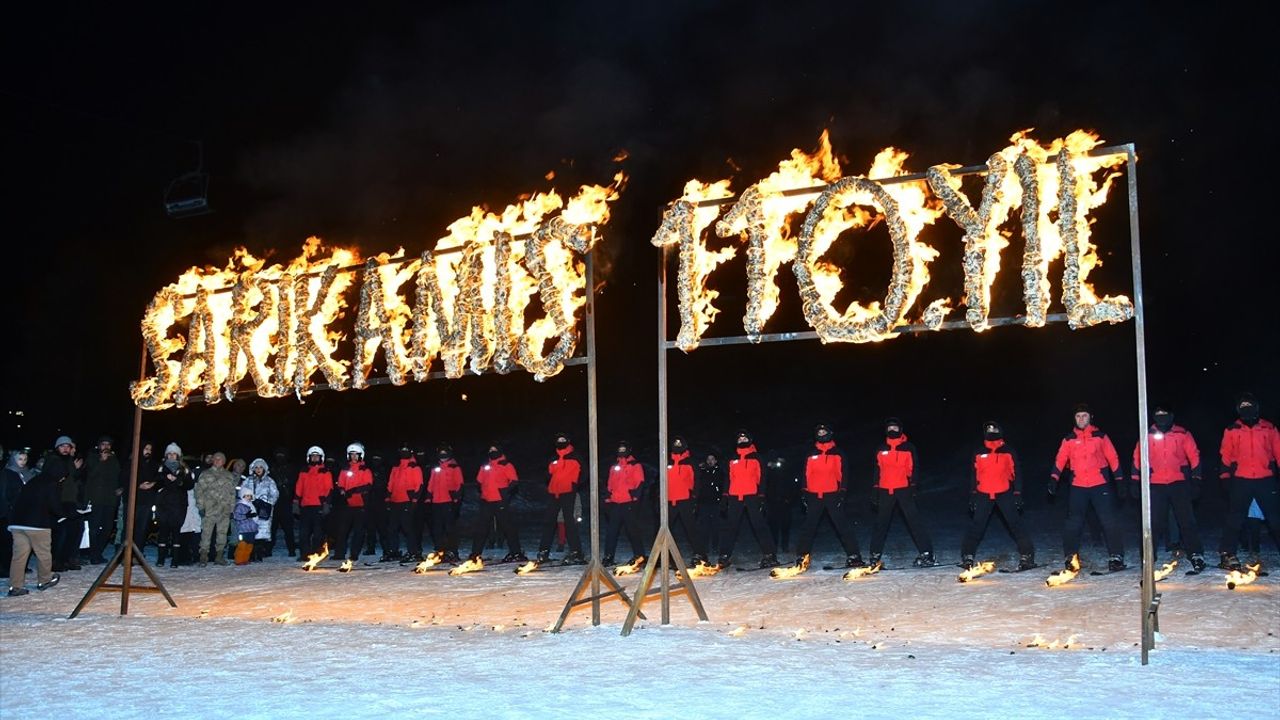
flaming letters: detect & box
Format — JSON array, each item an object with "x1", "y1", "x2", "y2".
[
  {"x1": 132, "y1": 176, "x2": 623, "y2": 409},
  {"x1": 653, "y1": 130, "x2": 1133, "y2": 348}
]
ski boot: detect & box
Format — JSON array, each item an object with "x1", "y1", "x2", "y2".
[
  {"x1": 1108, "y1": 555, "x2": 1126, "y2": 572},
  {"x1": 198, "y1": 551, "x2": 208, "y2": 568},
  {"x1": 1218, "y1": 552, "x2": 1241, "y2": 571},
  {"x1": 378, "y1": 553, "x2": 397, "y2": 563},
  {"x1": 867, "y1": 552, "x2": 882, "y2": 569},
  {"x1": 1018, "y1": 553, "x2": 1037, "y2": 571},
  {"x1": 758, "y1": 554, "x2": 780, "y2": 569},
  {"x1": 960, "y1": 554, "x2": 975, "y2": 570},
  {"x1": 443, "y1": 550, "x2": 461, "y2": 563},
  {"x1": 913, "y1": 551, "x2": 937, "y2": 568},
  {"x1": 716, "y1": 554, "x2": 732, "y2": 569},
  {"x1": 560, "y1": 551, "x2": 586, "y2": 566},
  {"x1": 845, "y1": 554, "x2": 865, "y2": 568},
  {"x1": 1189, "y1": 553, "x2": 1206, "y2": 573},
  {"x1": 689, "y1": 553, "x2": 709, "y2": 566},
  {"x1": 536, "y1": 550, "x2": 551, "y2": 564},
  {"x1": 601, "y1": 555, "x2": 615, "y2": 566}
]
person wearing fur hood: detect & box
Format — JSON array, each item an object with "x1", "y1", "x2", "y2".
[{"x1": 241, "y1": 458, "x2": 279, "y2": 560}]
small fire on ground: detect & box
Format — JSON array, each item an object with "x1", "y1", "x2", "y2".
[
  {"x1": 1027, "y1": 633, "x2": 1079, "y2": 650},
  {"x1": 1153, "y1": 560, "x2": 1178, "y2": 581},
  {"x1": 302, "y1": 543, "x2": 330, "y2": 571},
  {"x1": 614, "y1": 556, "x2": 646, "y2": 576},
  {"x1": 338, "y1": 559, "x2": 354, "y2": 573},
  {"x1": 1226, "y1": 563, "x2": 1262, "y2": 590},
  {"x1": 449, "y1": 557, "x2": 484, "y2": 576},
  {"x1": 772, "y1": 554, "x2": 810, "y2": 579},
  {"x1": 843, "y1": 559, "x2": 882, "y2": 581},
  {"x1": 958, "y1": 561, "x2": 996, "y2": 583},
  {"x1": 414, "y1": 552, "x2": 444, "y2": 574},
  {"x1": 1046, "y1": 554, "x2": 1081, "y2": 587},
  {"x1": 271, "y1": 610, "x2": 294, "y2": 623},
  {"x1": 516, "y1": 560, "x2": 539, "y2": 575}
]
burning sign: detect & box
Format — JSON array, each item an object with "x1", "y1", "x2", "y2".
[
  {"x1": 132, "y1": 175, "x2": 625, "y2": 409},
  {"x1": 652, "y1": 130, "x2": 1130, "y2": 349}
]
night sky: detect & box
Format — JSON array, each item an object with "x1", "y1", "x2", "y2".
[{"x1": 3, "y1": 2, "x2": 1274, "y2": 490}]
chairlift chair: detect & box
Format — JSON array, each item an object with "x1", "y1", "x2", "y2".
[{"x1": 164, "y1": 141, "x2": 212, "y2": 218}]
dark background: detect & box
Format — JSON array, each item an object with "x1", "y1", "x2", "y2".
[{"x1": 2, "y1": 1, "x2": 1274, "y2": 498}]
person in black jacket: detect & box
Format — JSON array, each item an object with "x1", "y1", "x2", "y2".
[
  {"x1": 270, "y1": 447, "x2": 298, "y2": 557},
  {"x1": 84, "y1": 436, "x2": 122, "y2": 565},
  {"x1": 961, "y1": 421, "x2": 1035, "y2": 570},
  {"x1": 695, "y1": 453, "x2": 724, "y2": 557},
  {"x1": 7, "y1": 459, "x2": 63, "y2": 595},
  {"x1": 43, "y1": 436, "x2": 85, "y2": 572},
  {"x1": 153, "y1": 443, "x2": 192, "y2": 567},
  {"x1": 2, "y1": 449, "x2": 39, "y2": 579},
  {"x1": 765, "y1": 452, "x2": 801, "y2": 554}
]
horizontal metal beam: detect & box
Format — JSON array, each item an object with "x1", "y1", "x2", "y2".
[
  {"x1": 689, "y1": 144, "x2": 1129, "y2": 208},
  {"x1": 664, "y1": 314, "x2": 1069, "y2": 349}
]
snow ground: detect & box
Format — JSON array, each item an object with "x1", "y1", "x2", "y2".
[{"x1": 3, "y1": 522, "x2": 1278, "y2": 719}]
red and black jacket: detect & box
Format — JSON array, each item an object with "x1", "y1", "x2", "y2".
[
  {"x1": 607, "y1": 455, "x2": 644, "y2": 504},
  {"x1": 805, "y1": 441, "x2": 845, "y2": 498},
  {"x1": 477, "y1": 456, "x2": 518, "y2": 503},
  {"x1": 1219, "y1": 419, "x2": 1280, "y2": 480},
  {"x1": 337, "y1": 462, "x2": 374, "y2": 508},
  {"x1": 427, "y1": 459, "x2": 463, "y2": 503},
  {"x1": 295, "y1": 465, "x2": 335, "y2": 508},
  {"x1": 874, "y1": 435, "x2": 916, "y2": 494},
  {"x1": 1052, "y1": 425, "x2": 1121, "y2": 488},
  {"x1": 668, "y1": 450, "x2": 696, "y2": 505},
  {"x1": 973, "y1": 439, "x2": 1020, "y2": 498},
  {"x1": 1131, "y1": 425, "x2": 1200, "y2": 484},
  {"x1": 727, "y1": 445, "x2": 764, "y2": 500},
  {"x1": 386, "y1": 458, "x2": 425, "y2": 503},
  {"x1": 547, "y1": 446, "x2": 582, "y2": 497}
]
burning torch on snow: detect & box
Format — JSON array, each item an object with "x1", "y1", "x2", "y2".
[
  {"x1": 1046, "y1": 554, "x2": 1081, "y2": 587},
  {"x1": 302, "y1": 543, "x2": 330, "y2": 571}
]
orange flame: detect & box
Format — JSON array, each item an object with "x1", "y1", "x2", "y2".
[
  {"x1": 1153, "y1": 560, "x2": 1178, "y2": 581},
  {"x1": 843, "y1": 560, "x2": 883, "y2": 581},
  {"x1": 338, "y1": 559, "x2": 354, "y2": 573},
  {"x1": 413, "y1": 551, "x2": 444, "y2": 574},
  {"x1": 1046, "y1": 554, "x2": 1081, "y2": 587},
  {"x1": 687, "y1": 561, "x2": 722, "y2": 578},
  {"x1": 1226, "y1": 563, "x2": 1261, "y2": 589},
  {"x1": 958, "y1": 561, "x2": 996, "y2": 583},
  {"x1": 771, "y1": 554, "x2": 810, "y2": 579},
  {"x1": 271, "y1": 610, "x2": 294, "y2": 623},
  {"x1": 449, "y1": 557, "x2": 484, "y2": 576},
  {"x1": 301, "y1": 542, "x2": 330, "y2": 571},
  {"x1": 1027, "y1": 633, "x2": 1079, "y2": 649},
  {"x1": 613, "y1": 556, "x2": 646, "y2": 576},
  {"x1": 515, "y1": 560, "x2": 539, "y2": 575}
]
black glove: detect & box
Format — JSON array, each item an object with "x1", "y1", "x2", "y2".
[
  {"x1": 1046, "y1": 479, "x2": 1057, "y2": 503},
  {"x1": 1014, "y1": 494, "x2": 1025, "y2": 513},
  {"x1": 407, "y1": 490, "x2": 419, "y2": 501},
  {"x1": 800, "y1": 496, "x2": 809, "y2": 516},
  {"x1": 967, "y1": 494, "x2": 977, "y2": 517}
]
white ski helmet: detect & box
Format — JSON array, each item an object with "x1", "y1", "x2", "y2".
[
  {"x1": 346, "y1": 442, "x2": 365, "y2": 458},
  {"x1": 306, "y1": 445, "x2": 325, "y2": 461}
]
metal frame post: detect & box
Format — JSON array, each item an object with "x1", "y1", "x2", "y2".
[{"x1": 1126, "y1": 145, "x2": 1156, "y2": 664}]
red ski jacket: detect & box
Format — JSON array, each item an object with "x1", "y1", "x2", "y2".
[
  {"x1": 337, "y1": 463, "x2": 374, "y2": 507},
  {"x1": 1131, "y1": 425, "x2": 1200, "y2": 484},
  {"x1": 727, "y1": 445, "x2": 763, "y2": 499},
  {"x1": 973, "y1": 439, "x2": 1018, "y2": 497},
  {"x1": 477, "y1": 457, "x2": 518, "y2": 502},
  {"x1": 547, "y1": 446, "x2": 581, "y2": 497},
  {"x1": 427, "y1": 460, "x2": 463, "y2": 503},
  {"x1": 387, "y1": 458, "x2": 424, "y2": 503},
  {"x1": 1052, "y1": 425, "x2": 1120, "y2": 488},
  {"x1": 668, "y1": 450, "x2": 695, "y2": 504},
  {"x1": 805, "y1": 441, "x2": 844, "y2": 498},
  {"x1": 1219, "y1": 419, "x2": 1280, "y2": 480},
  {"x1": 875, "y1": 435, "x2": 915, "y2": 494},
  {"x1": 295, "y1": 465, "x2": 334, "y2": 508},
  {"x1": 607, "y1": 456, "x2": 644, "y2": 504}
]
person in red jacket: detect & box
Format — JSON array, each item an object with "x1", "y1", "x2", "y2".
[
  {"x1": 1050, "y1": 404, "x2": 1126, "y2": 572},
  {"x1": 469, "y1": 443, "x2": 525, "y2": 563},
  {"x1": 791, "y1": 423, "x2": 862, "y2": 571},
  {"x1": 1129, "y1": 406, "x2": 1206, "y2": 572},
  {"x1": 427, "y1": 445, "x2": 464, "y2": 562},
  {"x1": 333, "y1": 442, "x2": 375, "y2": 562},
  {"x1": 602, "y1": 440, "x2": 647, "y2": 565},
  {"x1": 1217, "y1": 393, "x2": 1280, "y2": 570},
  {"x1": 962, "y1": 421, "x2": 1035, "y2": 570},
  {"x1": 295, "y1": 446, "x2": 334, "y2": 557},
  {"x1": 869, "y1": 418, "x2": 935, "y2": 567},
  {"x1": 717, "y1": 430, "x2": 779, "y2": 569},
  {"x1": 383, "y1": 442, "x2": 424, "y2": 562},
  {"x1": 667, "y1": 436, "x2": 709, "y2": 566},
  {"x1": 537, "y1": 432, "x2": 584, "y2": 565}
]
